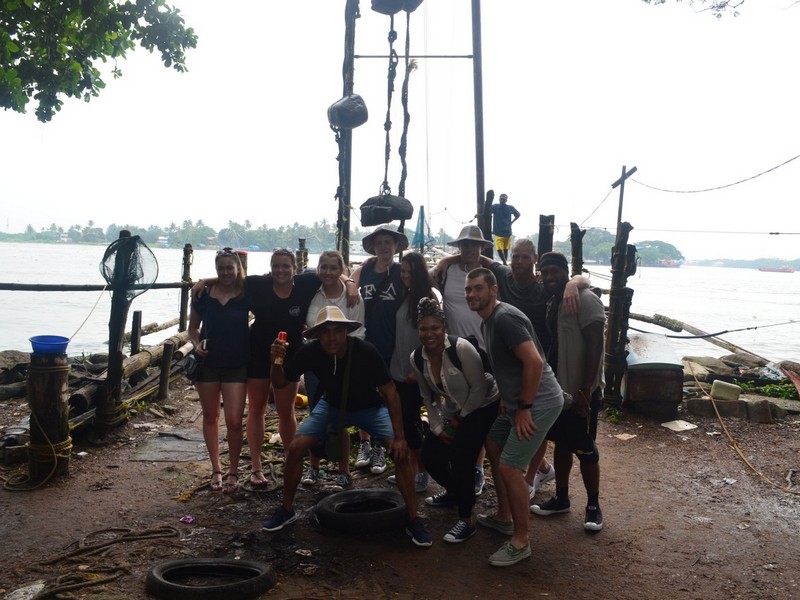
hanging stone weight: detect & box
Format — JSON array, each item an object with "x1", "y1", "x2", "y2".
[
  {"x1": 327, "y1": 94, "x2": 368, "y2": 129},
  {"x1": 371, "y1": 0, "x2": 423, "y2": 15},
  {"x1": 360, "y1": 194, "x2": 414, "y2": 227},
  {"x1": 371, "y1": 0, "x2": 405, "y2": 15}
]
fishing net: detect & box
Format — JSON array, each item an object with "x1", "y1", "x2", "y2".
[{"x1": 99, "y1": 235, "x2": 158, "y2": 301}]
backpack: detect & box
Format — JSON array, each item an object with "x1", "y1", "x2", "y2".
[{"x1": 413, "y1": 334, "x2": 493, "y2": 375}]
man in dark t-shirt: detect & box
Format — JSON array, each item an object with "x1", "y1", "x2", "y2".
[{"x1": 261, "y1": 306, "x2": 433, "y2": 548}]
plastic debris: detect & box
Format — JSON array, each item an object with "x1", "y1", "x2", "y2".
[
  {"x1": 296, "y1": 549, "x2": 312, "y2": 556},
  {"x1": 179, "y1": 515, "x2": 194, "y2": 524},
  {"x1": 614, "y1": 433, "x2": 637, "y2": 441},
  {"x1": 661, "y1": 420, "x2": 698, "y2": 432},
  {"x1": 722, "y1": 478, "x2": 737, "y2": 485}
]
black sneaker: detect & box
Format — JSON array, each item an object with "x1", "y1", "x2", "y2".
[
  {"x1": 425, "y1": 491, "x2": 456, "y2": 507},
  {"x1": 530, "y1": 495, "x2": 571, "y2": 516},
  {"x1": 405, "y1": 516, "x2": 433, "y2": 547},
  {"x1": 262, "y1": 506, "x2": 297, "y2": 532},
  {"x1": 584, "y1": 505, "x2": 603, "y2": 531},
  {"x1": 443, "y1": 519, "x2": 477, "y2": 543}
]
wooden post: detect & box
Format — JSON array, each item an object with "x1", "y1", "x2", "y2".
[
  {"x1": 179, "y1": 243, "x2": 193, "y2": 332},
  {"x1": 158, "y1": 341, "x2": 175, "y2": 400},
  {"x1": 131, "y1": 310, "x2": 142, "y2": 356},
  {"x1": 27, "y1": 353, "x2": 71, "y2": 483},
  {"x1": 569, "y1": 222, "x2": 586, "y2": 278},
  {"x1": 603, "y1": 165, "x2": 638, "y2": 407},
  {"x1": 538, "y1": 215, "x2": 555, "y2": 256},
  {"x1": 98, "y1": 231, "x2": 136, "y2": 432}
]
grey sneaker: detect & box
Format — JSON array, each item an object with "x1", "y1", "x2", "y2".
[
  {"x1": 324, "y1": 473, "x2": 353, "y2": 492},
  {"x1": 301, "y1": 467, "x2": 320, "y2": 486},
  {"x1": 414, "y1": 471, "x2": 430, "y2": 493},
  {"x1": 443, "y1": 519, "x2": 476, "y2": 543},
  {"x1": 355, "y1": 440, "x2": 372, "y2": 468},
  {"x1": 474, "y1": 467, "x2": 486, "y2": 496},
  {"x1": 370, "y1": 445, "x2": 387, "y2": 474},
  {"x1": 488, "y1": 541, "x2": 531, "y2": 566},
  {"x1": 476, "y1": 513, "x2": 514, "y2": 536}
]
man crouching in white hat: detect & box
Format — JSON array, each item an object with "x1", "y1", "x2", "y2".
[{"x1": 261, "y1": 306, "x2": 433, "y2": 547}]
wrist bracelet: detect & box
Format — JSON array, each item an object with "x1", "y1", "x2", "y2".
[{"x1": 518, "y1": 403, "x2": 533, "y2": 410}]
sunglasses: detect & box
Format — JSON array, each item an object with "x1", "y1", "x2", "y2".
[{"x1": 217, "y1": 247, "x2": 236, "y2": 256}]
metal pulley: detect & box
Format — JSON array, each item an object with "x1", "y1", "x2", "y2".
[
  {"x1": 360, "y1": 193, "x2": 414, "y2": 227},
  {"x1": 327, "y1": 94, "x2": 368, "y2": 129},
  {"x1": 371, "y1": 0, "x2": 423, "y2": 16}
]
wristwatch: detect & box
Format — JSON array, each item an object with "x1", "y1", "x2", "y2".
[{"x1": 517, "y1": 403, "x2": 533, "y2": 410}]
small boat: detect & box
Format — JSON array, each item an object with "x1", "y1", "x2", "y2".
[{"x1": 758, "y1": 266, "x2": 796, "y2": 273}]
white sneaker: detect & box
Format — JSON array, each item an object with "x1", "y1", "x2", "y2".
[
  {"x1": 532, "y1": 465, "x2": 555, "y2": 495},
  {"x1": 474, "y1": 467, "x2": 486, "y2": 496},
  {"x1": 415, "y1": 471, "x2": 430, "y2": 493},
  {"x1": 355, "y1": 440, "x2": 372, "y2": 468}
]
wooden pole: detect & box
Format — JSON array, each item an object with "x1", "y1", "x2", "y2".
[
  {"x1": 603, "y1": 165, "x2": 638, "y2": 407},
  {"x1": 158, "y1": 342, "x2": 175, "y2": 400},
  {"x1": 131, "y1": 311, "x2": 142, "y2": 356},
  {"x1": 179, "y1": 243, "x2": 193, "y2": 332},
  {"x1": 27, "y1": 353, "x2": 71, "y2": 483},
  {"x1": 471, "y1": 0, "x2": 486, "y2": 231},
  {"x1": 569, "y1": 222, "x2": 586, "y2": 278},
  {"x1": 538, "y1": 215, "x2": 555, "y2": 256}
]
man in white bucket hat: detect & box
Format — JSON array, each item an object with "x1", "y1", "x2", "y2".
[
  {"x1": 262, "y1": 306, "x2": 433, "y2": 547},
  {"x1": 430, "y1": 224, "x2": 494, "y2": 496}
]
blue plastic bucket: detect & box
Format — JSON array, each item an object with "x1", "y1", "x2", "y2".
[{"x1": 29, "y1": 335, "x2": 70, "y2": 355}]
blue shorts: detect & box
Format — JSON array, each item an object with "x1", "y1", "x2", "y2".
[
  {"x1": 297, "y1": 399, "x2": 395, "y2": 442},
  {"x1": 486, "y1": 404, "x2": 562, "y2": 470}
]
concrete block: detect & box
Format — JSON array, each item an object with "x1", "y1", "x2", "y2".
[
  {"x1": 745, "y1": 399, "x2": 774, "y2": 424},
  {"x1": 686, "y1": 397, "x2": 748, "y2": 419}
]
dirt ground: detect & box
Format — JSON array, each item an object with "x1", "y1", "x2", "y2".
[{"x1": 1, "y1": 376, "x2": 799, "y2": 600}]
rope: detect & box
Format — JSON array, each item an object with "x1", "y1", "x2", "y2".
[
  {"x1": 630, "y1": 318, "x2": 799, "y2": 339},
  {"x1": 4, "y1": 408, "x2": 70, "y2": 491},
  {"x1": 380, "y1": 14, "x2": 399, "y2": 196},
  {"x1": 397, "y1": 10, "x2": 415, "y2": 199},
  {"x1": 685, "y1": 362, "x2": 800, "y2": 496},
  {"x1": 69, "y1": 284, "x2": 108, "y2": 341},
  {"x1": 631, "y1": 152, "x2": 800, "y2": 194}
]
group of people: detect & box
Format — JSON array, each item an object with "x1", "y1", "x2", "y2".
[{"x1": 188, "y1": 216, "x2": 607, "y2": 566}]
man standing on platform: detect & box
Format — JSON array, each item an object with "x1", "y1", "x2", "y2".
[{"x1": 491, "y1": 193, "x2": 520, "y2": 265}]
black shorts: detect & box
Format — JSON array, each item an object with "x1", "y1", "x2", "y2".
[
  {"x1": 545, "y1": 388, "x2": 601, "y2": 455},
  {"x1": 196, "y1": 364, "x2": 248, "y2": 384},
  {"x1": 395, "y1": 379, "x2": 424, "y2": 451}
]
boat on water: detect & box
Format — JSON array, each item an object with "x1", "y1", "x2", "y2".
[
  {"x1": 758, "y1": 266, "x2": 796, "y2": 273},
  {"x1": 653, "y1": 259, "x2": 682, "y2": 268}
]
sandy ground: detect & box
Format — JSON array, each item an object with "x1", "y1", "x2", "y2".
[{"x1": 1, "y1": 377, "x2": 799, "y2": 600}]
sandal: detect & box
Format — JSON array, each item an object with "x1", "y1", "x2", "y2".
[
  {"x1": 223, "y1": 472, "x2": 239, "y2": 494},
  {"x1": 210, "y1": 470, "x2": 224, "y2": 492},
  {"x1": 250, "y1": 470, "x2": 269, "y2": 488}
]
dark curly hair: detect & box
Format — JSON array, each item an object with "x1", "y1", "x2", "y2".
[{"x1": 417, "y1": 297, "x2": 446, "y2": 326}]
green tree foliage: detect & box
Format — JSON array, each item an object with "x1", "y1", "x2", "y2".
[
  {"x1": 0, "y1": 0, "x2": 197, "y2": 121},
  {"x1": 636, "y1": 240, "x2": 684, "y2": 266}
]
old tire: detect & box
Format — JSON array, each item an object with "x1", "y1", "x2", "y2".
[
  {"x1": 314, "y1": 488, "x2": 407, "y2": 534},
  {"x1": 146, "y1": 558, "x2": 276, "y2": 600}
]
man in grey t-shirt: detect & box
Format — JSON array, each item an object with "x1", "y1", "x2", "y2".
[{"x1": 465, "y1": 267, "x2": 563, "y2": 567}]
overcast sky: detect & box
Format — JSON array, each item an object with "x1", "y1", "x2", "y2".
[{"x1": 3, "y1": 0, "x2": 800, "y2": 261}]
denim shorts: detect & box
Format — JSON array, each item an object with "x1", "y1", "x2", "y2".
[
  {"x1": 486, "y1": 404, "x2": 562, "y2": 470},
  {"x1": 297, "y1": 399, "x2": 395, "y2": 442}
]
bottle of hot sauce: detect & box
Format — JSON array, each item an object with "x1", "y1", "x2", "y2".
[{"x1": 274, "y1": 331, "x2": 288, "y2": 365}]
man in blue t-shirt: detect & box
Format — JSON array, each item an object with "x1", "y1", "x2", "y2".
[{"x1": 491, "y1": 193, "x2": 521, "y2": 266}]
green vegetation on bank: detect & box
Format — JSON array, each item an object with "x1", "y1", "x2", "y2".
[{"x1": 1, "y1": 221, "x2": 797, "y2": 268}]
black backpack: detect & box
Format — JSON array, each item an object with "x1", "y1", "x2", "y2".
[{"x1": 413, "y1": 334, "x2": 493, "y2": 375}]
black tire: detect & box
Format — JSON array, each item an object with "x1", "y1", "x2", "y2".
[
  {"x1": 314, "y1": 488, "x2": 407, "y2": 534},
  {"x1": 146, "y1": 558, "x2": 276, "y2": 600}
]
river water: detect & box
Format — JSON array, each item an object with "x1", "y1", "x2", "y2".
[{"x1": 1, "y1": 242, "x2": 798, "y2": 363}]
